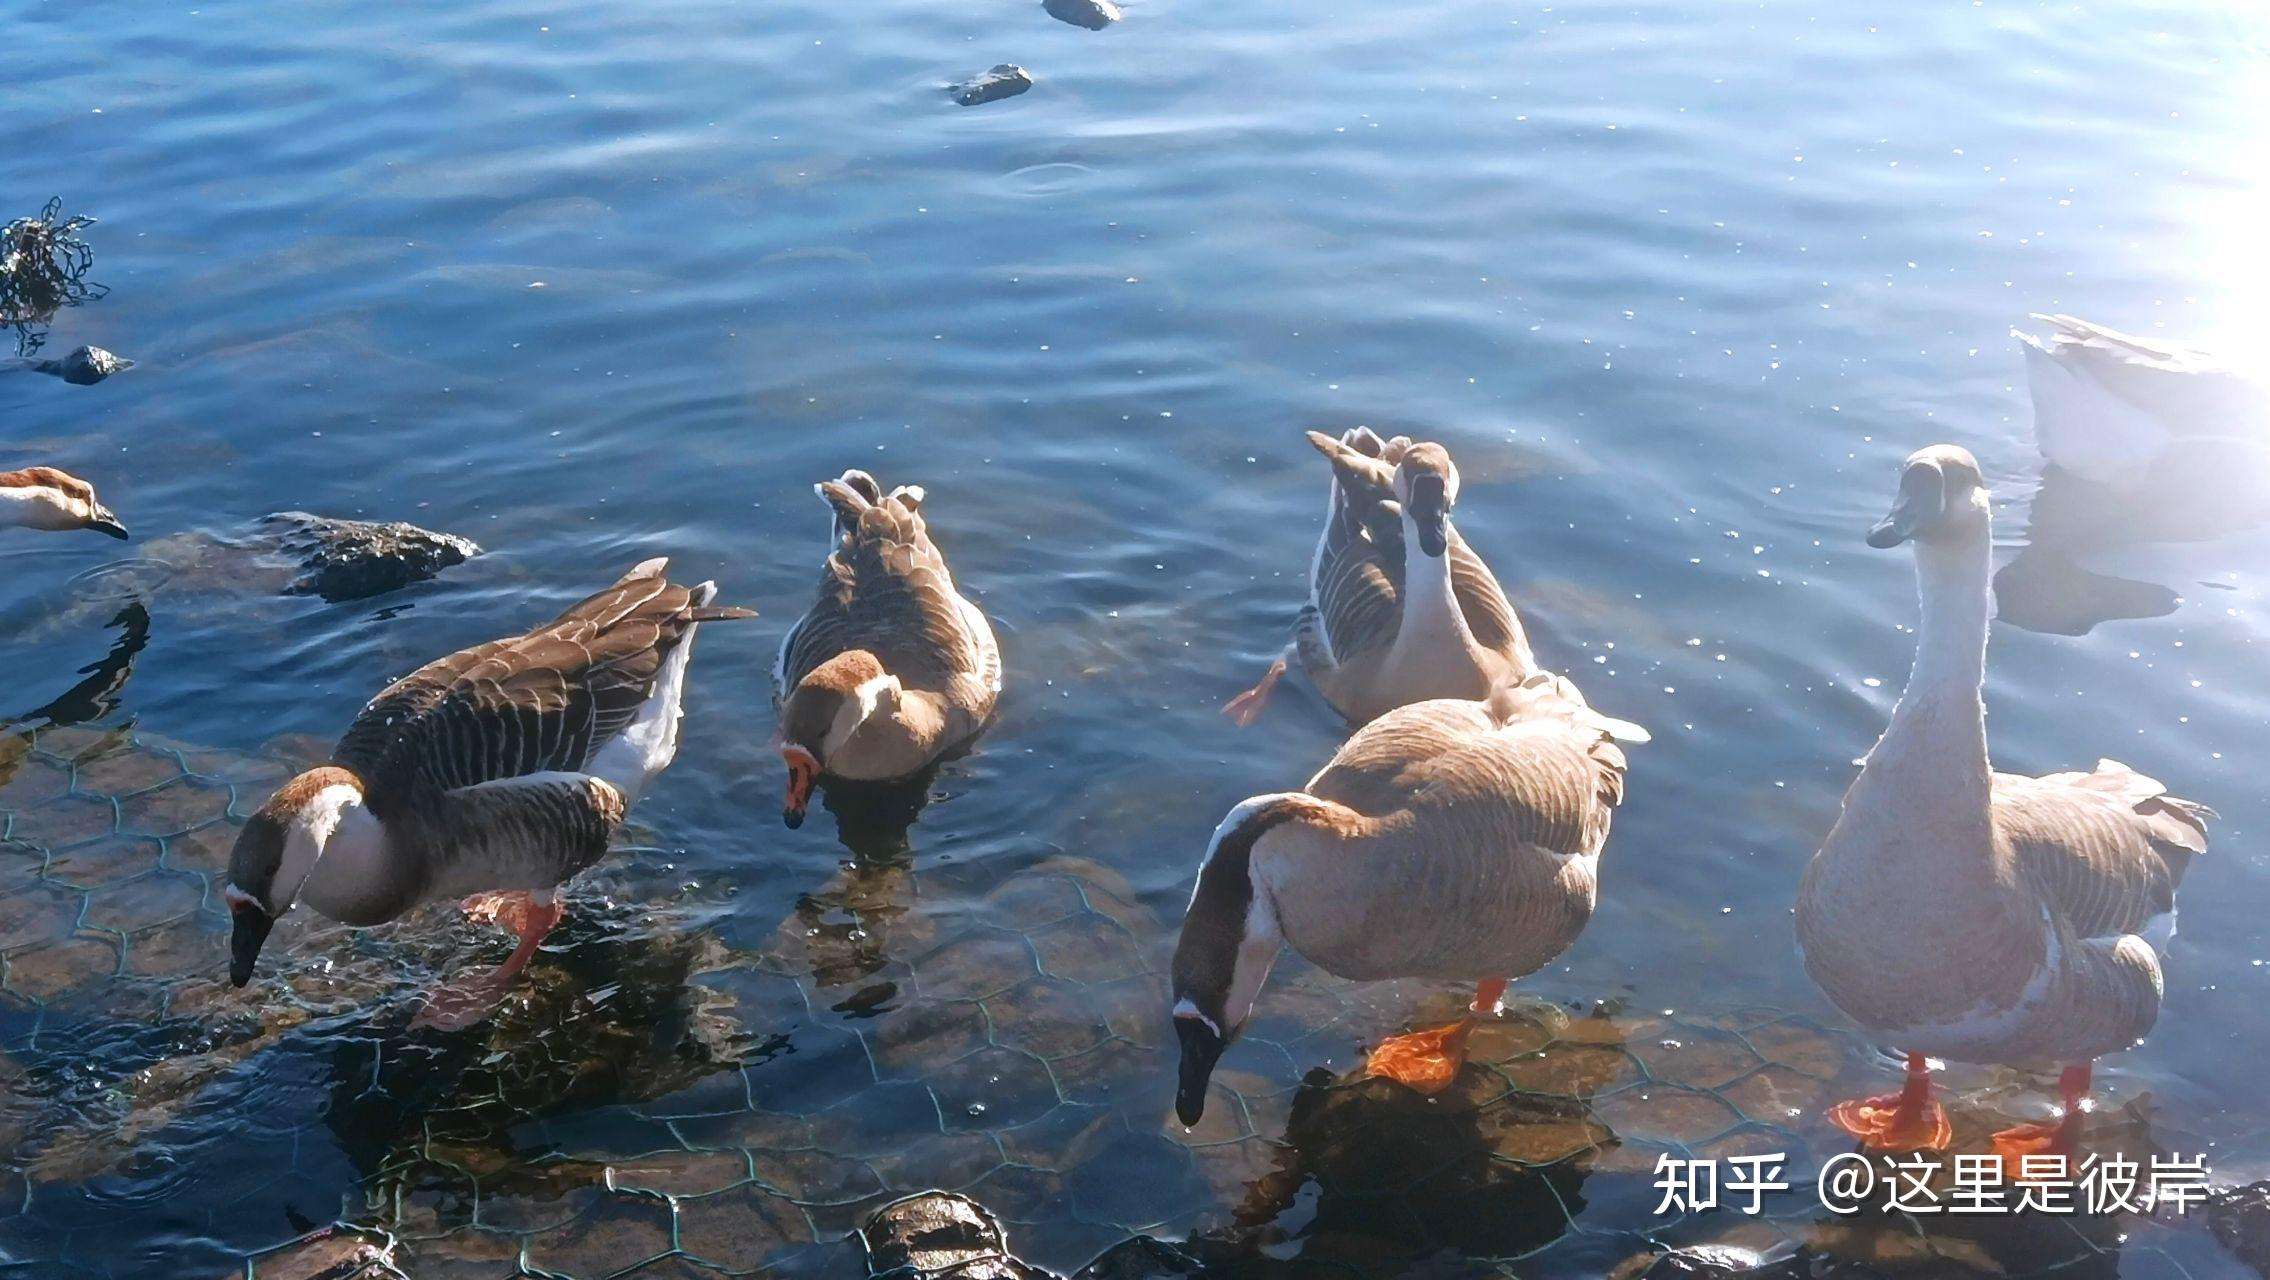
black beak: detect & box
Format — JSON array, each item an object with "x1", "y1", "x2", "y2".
[
  {"x1": 1409, "y1": 475, "x2": 1449, "y2": 557},
  {"x1": 229, "y1": 907, "x2": 274, "y2": 987},
  {"x1": 1867, "y1": 461, "x2": 1946, "y2": 549},
  {"x1": 87, "y1": 509, "x2": 129, "y2": 540},
  {"x1": 1174, "y1": 1015, "x2": 1227, "y2": 1126}
]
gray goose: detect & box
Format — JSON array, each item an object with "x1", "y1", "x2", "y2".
[
  {"x1": 1, "y1": 466, "x2": 127, "y2": 538},
  {"x1": 1226, "y1": 430, "x2": 1534, "y2": 728},
  {"x1": 1796, "y1": 445, "x2": 2212, "y2": 1162},
  {"x1": 1171, "y1": 673, "x2": 1645, "y2": 1124},
  {"x1": 773, "y1": 470, "x2": 1000, "y2": 827},
  {"x1": 225, "y1": 558, "x2": 753, "y2": 1027}
]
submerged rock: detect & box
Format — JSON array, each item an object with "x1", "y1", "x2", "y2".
[
  {"x1": 953, "y1": 64, "x2": 1034, "y2": 106},
  {"x1": 1044, "y1": 0, "x2": 1120, "y2": 29},
  {"x1": 259, "y1": 510, "x2": 480, "y2": 602},
  {"x1": 2211, "y1": 1180, "x2": 2270, "y2": 1278},
  {"x1": 1071, "y1": 1236, "x2": 1207, "y2": 1280},
  {"x1": 859, "y1": 1191, "x2": 1054, "y2": 1280}
]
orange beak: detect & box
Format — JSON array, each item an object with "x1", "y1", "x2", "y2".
[{"x1": 781, "y1": 744, "x2": 819, "y2": 829}]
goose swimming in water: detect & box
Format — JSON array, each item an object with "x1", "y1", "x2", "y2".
[
  {"x1": 225, "y1": 558, "x2": 753, "y2": 1027},
  {"x1": 2015, "y1": 314, "x2": 2268, "y2": 488},
  {"x1": 1, "y1": 466, "x2": 127, "y2": 539},
  {"x1": 1796, "y1": 445, "x2": 2212, "y2": 1163},
  {"x1": 1172, "y1": 673, "x2": 1645, "y2": 1124},
  {"x1": 1225, "y1": 430, "x2": 1535, "y2": 727},
  {"x1": 774, "y1": 470, "x2": 1001, "y2": 828}
]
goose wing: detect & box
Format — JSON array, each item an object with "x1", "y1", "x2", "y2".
[
  {"x1": 778, "y1": 478, "x2": 991, "y2": 694},
  {"x1": 1994, "y1": 759, "x2": 2210, "y2": 944},
  {"x1": 335, "y1": 559, "x2": 745, "y2": 817},
  {"x1": 1300, "y1": 430, "x2": 1406, "y2": 673}
]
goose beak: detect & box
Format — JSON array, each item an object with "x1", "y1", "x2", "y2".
[
  {"x1": 781, "y1": 744, "x2": 819, "y2": 829},
  {"x1": 1408, "y1": 475, "x2": 1449, "y2": 557},
  {"x1": 87, "y1": 507, "x2": 129, "y2": 540},
  {"x1": 1174, "y1": 1014, "x2": 1226, "y2": 1126},
  {"x1": 1868, "y1": 461, "x2": 1947, "y2": 549},
  {"x1": 229, "y1": 903, "x2": 274, "y2": 987}
]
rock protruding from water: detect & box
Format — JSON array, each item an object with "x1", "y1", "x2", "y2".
[
  {"x1": 0, "y1": 345, "x2": 134, "y2": 385},
  {"x1": 259, "y1": 511, "x2": 480, "y2": 602},
  {"x1": 1070, "y1": 1237, "x2": 1208, "y2": 1280},
  {"x1": 1044, "y1": 0, "x2": 1120, "y2": 29},
  {"x1": 859, "y1": 1192, "x2": 1053, "y2": 1280},
  {"x1": 953, "y1": 64, "x2": 1034, "y2": 106},
  {"x1": 2211, "y1": 1181, "x2": 2270, "y2": 1278}
]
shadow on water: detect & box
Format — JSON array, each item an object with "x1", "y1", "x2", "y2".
[
  {"x1": 2, "y1": 598, "x2": 149, "y2": 733},
  {"x1": 1994, "y1": 443, "x2": 2270, "y2": 637}
]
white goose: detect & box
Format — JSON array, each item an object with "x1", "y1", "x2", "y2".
[
  {"x1": 773, "y1": 470, "x2": 1000, "y2": 828},
  {"x1": 1226, "y1": 430, "x2": 1535, "y2": 728},
  {"x1": 1, "y1": 466, "x2": 127, "y2": 539},
  {"x1": 225, "y1": 558, "x2": 753, "y2": 1027},
  {"x1": 2015, "y1": 314, "x2": 2268, "y2": 487},
  {"x1": 1796, "y1": 445, "x2": 2211, "y2": 1162},
  {"x1": 1171, "y1": 673, "x2": 1644, "y2": 1124}
]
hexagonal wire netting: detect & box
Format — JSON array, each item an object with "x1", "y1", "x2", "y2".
[{"x1": 0, "y1": 725, "x2": 2244, "y2": 1280}]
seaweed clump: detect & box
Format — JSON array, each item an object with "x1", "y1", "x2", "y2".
[{"x1": 2, "y1": 198, "x2": 106, "y2": 356}]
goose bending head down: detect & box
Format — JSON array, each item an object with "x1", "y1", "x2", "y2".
[
  {"x1": 1, "y1": 466, "x2": 128, "y2": 539},
  {"x1": 1224, "y1": 430, "x2": 1535, "y2": 728},
  {"x1": 773, "y1": 470, "x2": 1001, "y2": 828},
  {"x1": 1796, "y1": 445, "x2": 2212, "y2": 1165},
  {"x1": 1172, "y1": 675, "x2": 1644, "y2": 1125},
  {"x1": 225, "y1": 558, "x2": 754, "y2": 1027}
]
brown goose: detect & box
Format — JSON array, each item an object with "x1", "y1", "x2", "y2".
[
  {"x1": 1225, "y1": 430, "x2": 1534, "y2": 727},
  {"x1": 1, "y1": 466, "x2": 127, "y2": 538},
  {"x1": 773, "y1": 470, "x2": 1000, "y2": 827},
  {"x1": 1171, "y1": 673, "x2": 1644, "y2": 1124},
  {"x1": 225, "y1": 558, "x2": 753, "y2": 1027},
  {"x1": 1796, "y1": 445, "x2": 2212, "y2": 1162}
]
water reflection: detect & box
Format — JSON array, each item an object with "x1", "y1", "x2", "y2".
[
  {"x1": 1995, "y1": 444, "x2": 2270, "y2": 637},
  {"x1": 2, "y1": 599, "x2": 148, "y2": 732}
]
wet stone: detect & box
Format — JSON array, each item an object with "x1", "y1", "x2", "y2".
[
  {"x1": 0, "y1": 883, "x2": 83, "y2": 950},
  {"x1": 857, "y1": 1190, "x2": 1051, "y2": 1280},
  {"x1": 952, "y1": 64, "x2": 1034, "y2": 107},
  {"x1": 607, "y1": 1149, "x2": 751, "y2": 1198},
  {"x1": 0, "y1": 754, "x2": 71, "y2": 808},
  {"x1": 986, "y1": 976, "x2": 1112, "y2": 1060},
  {"x1": 1595, "y1": 1086, "x2": 1746, "y2": 1146},
  {"x1": 2, "y1": 935, "x2": 118, "y2": 1002},
  {"x1": 82, "y1": 871, "x2": 205, "y2": 933},
  {"x1": 42, "y1": 833, "x2": 161, "y2": 889},
  {"x1": 2209, "y1": 1180, "x2": 2270, "y2": 1279},
  {"x1": 25, "y1": 345, "x2": 134, "y2": 385},
  {"x1": 1070, "y1": 1236, "x2": 1206, "y2": 1280},
  {"x1": 1029, "y1": 913, "x2": 1145, "y2": 986},
  {"x1": 116, "y1": 778, "x2": 232, "y2": 838},
  {"x1": 9, "y1": 794, "x2": 115, "y2": 847},
  {"x1": 523, "y1": 1193, "x2": 678, "y2": 1278},
  {"x1": 928, "y1": 1043, "x2": 1061, "y2": 1131},
  {"x1": 916, "y1": 930, "x2": 1036, "y2": 1001},
  {"x1": 244, "y1": 1227, "x2": 404, "y2": 1280},
  {"x1": 1044, "y1": 0, "x2": 1121, "y2": 29},
  {"x1": 69, "y1": 746, "x2": 185, "y2": 797},
  {"x1": 0, "y1": 840, "x2": 40, "y2": 892},
  {"x1": 124, "y1": 914, "x2": 224, "y2": 978},
  {"x1": 868, "y1": 994, "x2": 993, "y2": 1079},
  {"x1": 258, "y1": 510, "x2": 481, "y2": 602},
  {"x1": 677, "y1": 1182, "x2": 815, "y2": 1264}
]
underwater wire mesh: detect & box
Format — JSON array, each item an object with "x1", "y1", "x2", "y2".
[{"x1": 0, "y1": 198, "x2": 106, "y2": 357}]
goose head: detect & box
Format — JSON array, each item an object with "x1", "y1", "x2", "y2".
[
  {"x1": 777, "y1": 649, "x2": 900, "y2": 828},
  {"x1": 1392, "y1": 443, "x2": 1459, "y2": 558},
  {"x1": 1170, "y1": 795, "x2": 1329, "y2": 1125},
  {"x1": 1868, "y1": 445, "x2": 1988, "y2": 550},
  {"x1": 0, "y1": 466, "x2": 128, "y2": 539},
  {"x1": 225, "y1": 767, "x2": 363, "y2": 985}
]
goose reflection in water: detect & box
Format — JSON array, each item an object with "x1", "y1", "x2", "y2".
[
  {"x1": 1993, "y1": 443, "x2": 2270, "y2": 637},
  {"x1": 2, "y1": 597, "x2": 149, "y2": 733}
]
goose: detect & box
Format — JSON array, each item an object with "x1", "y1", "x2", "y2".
[
  {"x1": 2015, "y1": 314, "x2": 2268, "y2": 488},
  {"x1": 1171, "y1": 673, "x2": 1645, "y2": 1124},
  {"x1": 1795, "y1": 445, "x2": 2212, "y2": 1163},
  {"x1": 225, "y1": 558, "x2": 753, "y2": 1028},
  {"x1": 1, "y1": 466, "x2": 127, "y2": 538},
  {"x1": 774, "y1": 470, "x2": 1000, "y2": 828},
  {"x1": 1225, "y1": 430, "x2": 1535, "y2": 728}
]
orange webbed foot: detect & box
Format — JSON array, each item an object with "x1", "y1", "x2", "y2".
[
  {"x1": 1365, "y1": 1022, "x2": 1472, "y2": 1095},
  {"x1": 1990, "y1": 1121, "x2": 2074, "y2": 1181},
  {"x1": 1825, "y1": 1091, "x2": 1953, "y2": 1153},
  {"x1": 1222, "y1": 658, "x2": 1287, "y2": 728}
]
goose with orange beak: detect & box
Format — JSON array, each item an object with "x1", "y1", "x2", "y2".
[
  {"x1": 1172, "y1": 673, "x2": 1645, "y2": 1124},
  {"x1": 773, "y1": 471, "x2": 1000, "y2": 827}
]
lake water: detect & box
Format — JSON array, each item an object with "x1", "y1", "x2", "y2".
[{"x1": 5, "y1": 1, "x2": 2269, "y2": 1276}]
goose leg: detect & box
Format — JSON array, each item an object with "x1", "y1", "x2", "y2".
[
  {"x1": 412, "y1": 890, "x2": 566, "y2": 1031},
  {"x1": 1365, "y1": 979, "x2": 1508, "y2": 1095},
  {"x1": 1990, "y1": 1062, "x2": 2091, "y2": 1178},
  {"x1": 1825, "y1": 1052, "x2": 1953, "y2": 1152},
  {"x1": 1223, "y1": 653, "x2": 1289, "y2": 728}
]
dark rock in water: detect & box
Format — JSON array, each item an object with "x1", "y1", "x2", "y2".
[
  {"x1": 1071, "y1": 1236, "x2": 1206, "y2": 1280},
  {"x1": 260, "y1": 511, "x2": 480, "y2": 602},
  {"x1": 1613, "y1": 1245, "x2": 1893, "y2": 1280},
  {"x1": 1044, "y1": 0, "x2": 1120, "y2": 29},
  {"x1": 859, "y1": 1192, "x2": 1056, "y2": 1280},
  {"x1": 953, "y1": 64, "x2": 1034, "y2": 106},
  {"x1": 45, "y1": 345, "x2": 134, "y2": 384},
  {"x1": 2210, "y1": 1180, "x2": 2270, "y2": 1278}
]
